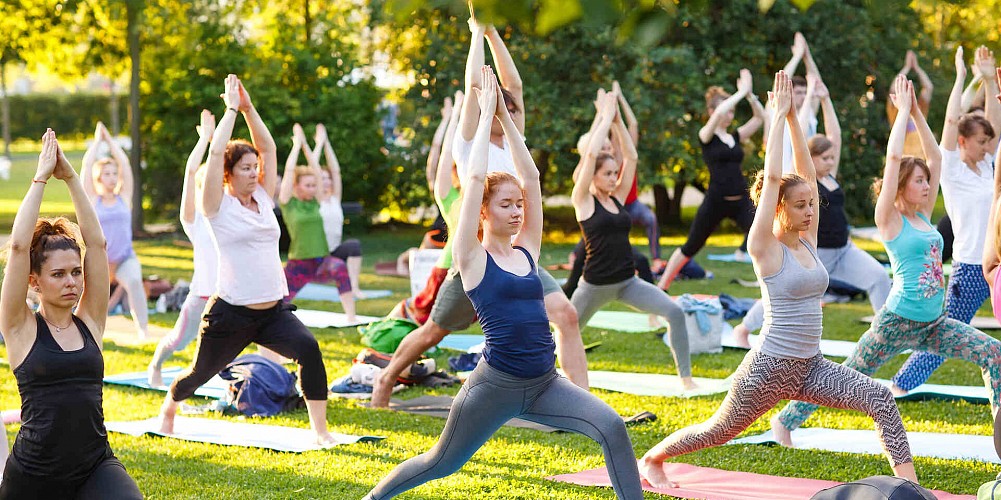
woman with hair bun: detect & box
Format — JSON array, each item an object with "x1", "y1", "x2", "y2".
[
  {"x1": 639, "y1": 72, "x2": 915, "y2": 488},
  {"x1": 0, "y1": 129, "x2": 142, "y2": 498},
  {"x1": 657, "y1": 69, "x2": 766, "y2": 291}
]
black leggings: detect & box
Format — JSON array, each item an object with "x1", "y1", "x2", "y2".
[
  {"x1": 0, "y1": 453, "x2": 142, "y2": 500},
  {"x1": 562, "y1": 238, "x2": 653, "y2": 297},
  {"x1": 169, "y1": 296, "x2": 328, "y2": 401},
  {"x1": 680, "y1": 192, "x2": 754, "y2": 257},
  {"x1": 331, "y1": 238, "x2": 362, "y2": 260}
]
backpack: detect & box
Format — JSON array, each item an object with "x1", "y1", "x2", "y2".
[
  {"x1": 359, "y1": 318, "x2": 419, "y2": 354},
  {"x1": 978, "y1": 472, "x2": 1001, "y2": 500},
  {"x1": 218, "y1": 354, "x2": 305, "y2": 417},
  {"x1": 811, "y1": 475, "x2": 936, "y2": 500}
]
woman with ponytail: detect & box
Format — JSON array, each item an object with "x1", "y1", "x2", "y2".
[
  {"x1": 0, "y1": 129, "x2": 142, "y2": 498},
  {"x1": 639, "y1": 72, "x2": 915, "y2": 488}
]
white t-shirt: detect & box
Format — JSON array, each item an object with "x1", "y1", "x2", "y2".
[
  {"x1": 940, "y1": 146, "x2": 995, "y2": 265},
  {"x1": 452, "y1": 132, "x2": 519, "y2": 186},
  {"x1": 767, "y1": 108, "x2": 818, "y2": 174},
  {"x1": 206, "y1": 185, "x2": 288, "y2": 305},
  {"x1": 181, "y1": 212, "x2": 218, "y2": 297},
  {"x1": 319, "y1": 197, "x2": 344, "y2": 252}
]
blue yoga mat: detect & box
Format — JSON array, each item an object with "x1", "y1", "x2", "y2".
[
  {"x1": 437, "y1": 334, "x2": 485, "y2": 352},
  {"x1": 295, "y1": 284, "x2": 393, "y2": 302},
  {"x1": 104, "y1": 367, "x2": 229, "y2": 400},
  {"x1": 707, "y1": 253, "x2": 751, "y2": 263}
]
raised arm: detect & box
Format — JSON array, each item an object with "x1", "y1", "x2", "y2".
[
  {"x1": 910, "y1": 79, "x2": 942, "y2": 218},
  {"x1": 435, "y1": 91, "x2": 463, "y2": 201},
  {"x1": 787, "y1": 85, "x2": 820, "y2": 246},
  {"x1": 103, "y1": 122, "x2": 133, "y2": 208},
  {"x1": 611, "y1": 108, "x2": 638, "y2": 203},
  {"x1": 426, "y1": 97, "x2": 453, "y2": 191},
  {"x1": 572, "y1": 93, "x2": 616, "y2": 222},
  {"x1": 316, "y1": 123, "x2": 342, "y2": 202},
  {"x1": 783, "y1": 33, "x2": 807, "y2": 75},
  {"x1": 458, "y1": 15, "x2": 487, "y2": 142},
  {"x1": 984, "y1": 108, "x2": 1001, "y2": 284},
  {"x1": 572, "y1": 89, "x2": 609, "y2": 183},
  {"x1": 736, "y1": 70, "x2": 764, "y2": 141},
  {"x1": 961, "y1": 66, "x2": 984, "y2": 113},
  {"x1": 495, "y1": 78, "x2": 542, "y2": 259},
  {"x1": 279, "y1": 123, "x2": 305, "y2": 206},
  {"x1": 699, "y1": 72, "x2": 749, "y2": 144},
  {"x1": 55, "y1": 138, "x2": 109, "y2": 337},
  {"x1": 201, "y1": 75, "x2": 241, "y2": 218},
  {"x1": 748, "y1": 72, "x2": 791, "y2": 274},
  {"x1": 875, "y1": 75, "x2": 914, "y2": 237},
  {"x1": 453, "y1": 67, "x2": 497, "y2": 288},
  {"x1": 941, "y1": 47, "x2": 967, "y2": 152},
  {"x1": 485, "y1": 25, "x2": 525, "y2": 134},
  {"x1": 975, "y1": 46, "x2": 1001, "y2": 153},
  {"x1": 80, "y1": 123, "x2": 102, "y2": 200},
  {"x1": 237, "y1": 80, "x2": 278, "y2": 197},
  {"x1": 612, "y1": 80, "x2": 639, "y2": 146},
  {"x1": 181, "y1": 110, "x2": 214, "y2": 225},
  {"x1": 909, "y1": 51, "x2": 934, "y2": 113},
  {"x1": 815, "y1": 78, "x2": 842, "y2": 177},
  {"x1": 0, "y1": 130, "x2": 56, "y2": 337}
]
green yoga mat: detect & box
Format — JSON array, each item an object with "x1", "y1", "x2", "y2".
[{"x1": 585, "y1": 310, "x2": 664, "y2": 333}]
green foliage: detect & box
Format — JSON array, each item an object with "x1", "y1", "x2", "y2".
[
  {"x1": 140, "y1": 0, "x2": 385, "y2": 218},
  {"x1": 6, "y1": 93, "x2": 128, "y2": 141}
]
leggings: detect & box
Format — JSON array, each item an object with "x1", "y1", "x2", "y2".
[
  {"x1": 0, "y1": 453, "x2": 142, "y2": 500},
  {"x1": 624, "y1": 200, "x2": 660, "y2": 260},
  {"x1": 114, "y1": 254, "x2": 148, "y2": 334},
  {"x1": 330, "y1": 238, "x2": 362, "y2": 260},
  {"x1": 169, "y1": 296, "x2": 328, "y2": 401},
  {"x1": 891, "y1": 262, "x2": 991, "y2": 391},
  {"x1": 284, "y1": 256, "x2": 351, "y2": 298},
  {"x1": 680, "y1": 192, "x2": 754, "y2": 257},
  {"x1": 570, "y1": 276, "x2": 691, "y2": 378},
  {"x1": 649, "y1": 349, "x2": 912, "y2": 467},
  {"x1": 366, "y1": 360, "x2": 643, "y2": 499},
  {"x1": 149, "y1": 293, "x2": 209, "y2": 370},
  {"x1": 562, "y1": 238, "x2": 654, "y2": 298},
  {"x1": 777, "y1": 308, "x2": 1001, "y2": 431}
]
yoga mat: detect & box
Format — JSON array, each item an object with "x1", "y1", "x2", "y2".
[
  {"x1": 850, "y1": 226, "x2": 882, "y2": 243},
  {"x1": 860, "y1": 315, "x2": 1001, "y2": 330},
  {"x1": 585, "y1": 370, "x2": 730, "y2": 398},
  {"x1": 295, "y1": 283, "x2": 393, "y2": 302},
  {"x1": 708, "y1": 253, "x2": 751, "y2": 263},
  {"x1": 874, "y1": 379, "x2": 989, "y2": 404},
  {"x1": 102, "y1": 316, "x2": 170, "y2": 346},
  {"x1": 731, "y1": 428, "x2": 1000, "y2": 464},
  {"x1": 547, "y1": 462, "x2": 973, "y2": 500},
  {"x1": 106, "y1": 416, "x2": 383, "y2": 452},
  {"x1": 436, "y1": 334, "x2": 486, "y2": 352},
  {"x1": 292, "y1": 309, "x2": 380, "y2": 329},
  {"x1": 104, "y1": 367, "x2": 229, "y2": 400},
  {"x1": 383, "y1": 395, "x2": 562, "y2": 433},
  {"x1": 720, "y1": 329, "x2": 876, "y2": 358},
  {"x1": 586, "y1": 310, "x2": 663, "y2": 333}
]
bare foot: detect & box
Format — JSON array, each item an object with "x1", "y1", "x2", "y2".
[
  {"x1": 733, "y1": 249, "x2": 750, "y2": 262},
  {"x1": 889, "y1": 384, "x2": 909, "y2": 397},
  {"x1": 354, "y1": 290, "x2": 367, "y2": 300},
  {"x1": 648, "y1": 315, "x2": 665, "y2": 329},
  {"x1": 769, "y1": 414, "x2": 794, "y2": 447},
  {"x1": 637, "y1": 456, "x2": 677, "y2": 489},
  {"x1": 147, "y1": 364, "x2": 163, "y2": 388},
  {"x1": 731, "y1": 324, "x2": 753, "y2": 349},
  {"x1": 316, "y1": 431, "x2": 340, "y2": 447},
  {"x1": 681, "y1": 377, "x2": 699, "y2": 391},
  {"x1": 158, "y1": 405, "x2": 177, "y2": 435},
  {"x1": 369, "y1": 374, "x2": 394, "y2": 408}
]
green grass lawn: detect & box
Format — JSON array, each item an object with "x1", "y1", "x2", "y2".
[{"x1": 0, "y1": 153, "x2": 995, "y2": 498}]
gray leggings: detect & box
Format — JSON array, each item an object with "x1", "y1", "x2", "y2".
[
  {"x1": 571, "y1": 276, "x2": 691, "y2": 378},
  {"x1": 366, "y1": 361, "x2": 644, "y2": 499}
]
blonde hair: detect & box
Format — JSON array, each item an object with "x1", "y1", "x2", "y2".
[
  {"x1": 749, "y1": 170, "x2": 808, "y2": 207},
  {"x1": 293, "y1": 166, "x2": 316, "y2": 184},
  {"x1": 871, "y1": 157, "x2": 930, "y2": 201},
  {"x1": 705, "y1": 86, "x2": 730, "y2": 111}
]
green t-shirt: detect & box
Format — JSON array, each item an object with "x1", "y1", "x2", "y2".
[
  {"x1": 435, "y1": 186, "x2": 461, "y2": 269},
  {"x1": 282, "y1": 197, "x2": 328, "y2": 260}
]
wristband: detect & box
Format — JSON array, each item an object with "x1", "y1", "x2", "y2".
[{"x1": 227, "y1": 107, "x2": 239, "y2": 113}]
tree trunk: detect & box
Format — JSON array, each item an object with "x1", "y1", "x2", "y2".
[
  {"x1": 0, "y1": 61, "x2": 9, "y2": 159},
  {"x1": 535, "y1": 149, "x2": 550, "y2": 193},
  {"x1": 303, "y1": 0, "x2": 311, "y2": 45},
  {"x1": 127, "y1": 1, "x2": 144, "y2": 234}
]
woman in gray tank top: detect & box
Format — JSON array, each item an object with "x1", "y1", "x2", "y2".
[{"x1": 638, "y1": 72, "x2": 916, "y2": 488}]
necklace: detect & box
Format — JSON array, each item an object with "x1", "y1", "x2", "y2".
[{"x1": 41, "y1": 315, "x2": 73, "y2": 333}]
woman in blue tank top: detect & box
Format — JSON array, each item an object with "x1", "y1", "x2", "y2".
[
  {"x1": 365, "y1": 68, "x2": 643, "y2": 500},
  {"x1": 639, "y1": 72, "x2": 915, "y2": 488},
  {"x1": 0, "y1": 130, "x2": 141, "y2": 498},
  {"x1": 773, "y1": 70, "x2": 1001, "y2": 459}
]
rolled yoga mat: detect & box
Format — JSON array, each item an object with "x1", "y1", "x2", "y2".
[
  {"x1": 730, "y1": 428, "x2": 999, "y2": 464},
  {"x1": 106, "y1": 416, "x2": 383, "y2": 452},
  {"x1": 546, "y1": 462, "x2": 973, "y2": 500}
]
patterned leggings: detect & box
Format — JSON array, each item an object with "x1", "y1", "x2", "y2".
[
  {"x1": 778, "y1": 308, "x2": 1001, "y2": 431},
  {"x1": 891, "y1": 262, "x2": 991, "y2": 390},
  {"x1": 283, "y1": 256, "x2": 352, "y2": 299},
  {"x1": 649, "y1": 349, "x2": 912, "y2": 466}
]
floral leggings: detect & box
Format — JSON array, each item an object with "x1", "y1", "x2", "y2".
[
  {"x1": 283, "y1": 256, "x2": 351, "y2": 299},
  {"x1": 777, "y1": 308, "x2": 1001, "y2": 431}
]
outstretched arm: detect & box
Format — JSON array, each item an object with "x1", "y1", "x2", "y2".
[
  {"x1": 279, "y1": 124, "x2": 305, "y2": 206},
  {"x1": 496, "y1": 80, "x2": 542, "y2": 259},
  {"x1": 80, "y1": 122, "x2": 102, "y2": 200},
  {"x1": 737, "y1": 70, "x2": 764, "y2": 141},
  {"x1": 435, "y1": 91, "x2": 463, "y2": 201},
  {"x1": 748, "y1": 72, "x2": 791, "y2": 275},
  {"x1": 611, "y1": 108, "x2": 638, "y2": 204},
  {"x1": 201, "y1": 75, "x2": 242, "y2": 218},
  {"x1": 426, "y1": 97, "x2": 453, "y2": 192},
  {"x1": 975, "y1": 46, "x2": 1001, "y2": 154},
  {"x1": 787, "y1": 85, "x2": 820, "y2": 246},
  {"x1": 238, "y1": 80, "x2": 278, "y2": 197},
  {"x1": 941, "y1": 47, "x2": 967, "y2": 152},
  {"x1": 572, "y1": 93, "x2": 616, "y2": 222},
  {"x1": 454, "y1": 67, "x2": 497, "y2": 289},
  {"x1": 876, "y1": 75, "x2": 914, "y2": 238},
  {"x1": 782, "y1": 33, "x2": 807, "y2": 76},
  {"x1": 984, "y1": 110, "x2": 1001, "y2": 285},
  {"x1": 0, "y1": 130, "x2": 57, "y2": 338},
  {"x1": 315, "y1": 123, "x2": 342, "y2": 202},
  {"x1": 613, "y1": 81, "x2": 639, "y2": 146},
  {"x1": 699, "y1": 70, "x2": 751, "y2": 144},
  {"x1": 816, "y1": 78, "x2": 842, "y2": 177},
  {"x1": 103, "y1": 123, "x2": 133, "y2": 208},
  {"x1": 458, "y1": 15, "x2": 487, "y2": 143},
  {"x1": 485, "y1": 25, "x2": 525, "y2": 134},
  {"x1": 182, "y1": 110, "x2": 214, "y2": 225},
  {"x1": 909, "y1": 51, "x2": 934, "y2": 113}
]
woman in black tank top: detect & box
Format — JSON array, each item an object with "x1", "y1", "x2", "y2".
[
  {"x1": 0, "y1": 130, "x2": 141, "y2": 499},
  {"x1": 569, "y1": 91, "x2": 695, "y2": 390}
]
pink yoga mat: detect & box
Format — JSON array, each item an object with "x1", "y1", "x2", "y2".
[{"x1": 547, "y1": 463, "x2": 974, "y2": 500}]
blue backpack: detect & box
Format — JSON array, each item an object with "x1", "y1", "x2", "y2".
[{"x1": 218, "y1": 354, "x2": 305, "y2": 417}]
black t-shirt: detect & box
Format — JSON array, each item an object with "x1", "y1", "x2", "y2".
[
  {"x1": 817, "y1": 179, "x2": 849, "y2": 248},
  {"x1": 701, "y1": 131, "x2": 747, "y2": 197}
]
